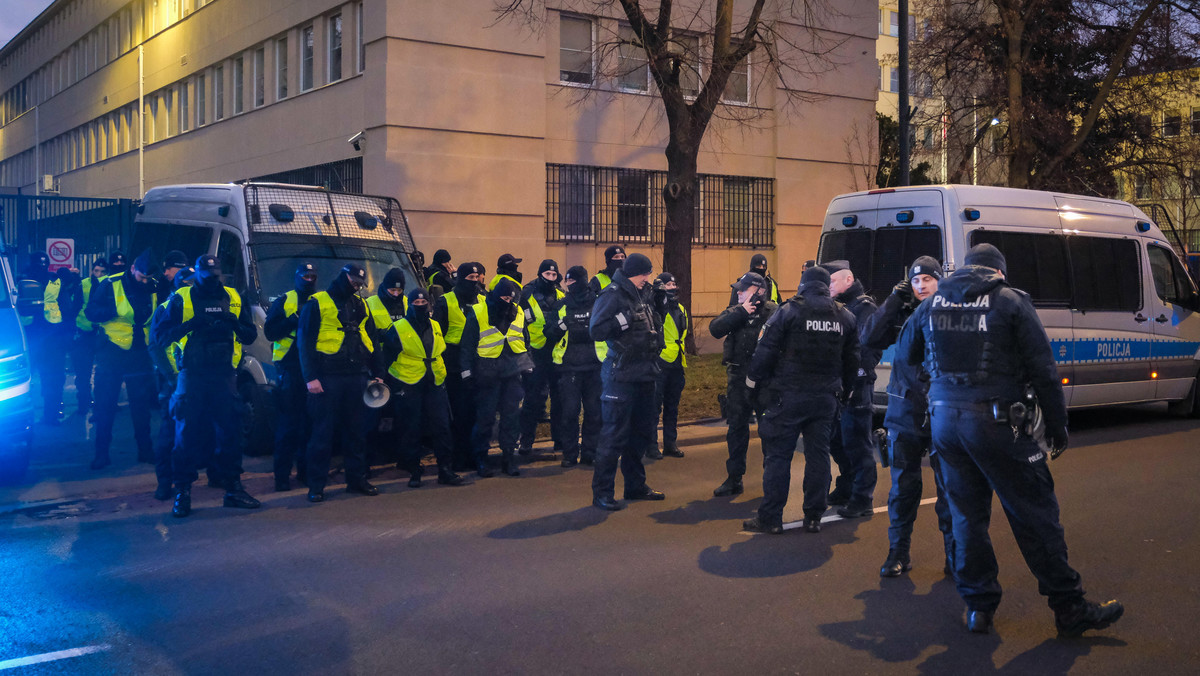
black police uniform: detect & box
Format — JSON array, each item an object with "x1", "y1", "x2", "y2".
[
  {"x1": 709, "y1": 292, "x2": 777, "y2": 490},
  {"x1": 727, "y1": 254, "x2": 782, "y2": 306},
  {"x1": 827, "y1": 278, "x2": 880, "y2": 514},
  {"x1": 518, "y1": 261, "x2": 565, "y2": 455},
  {"x1": 425, "y1": 249, "x2": 455, "y2": 299},
  {"x1": 151, "y1": 257, "x2": 259, "y2": 516},
  {"x1": 433, "y1": 263, "x2": 485, "y2": 471},
  {"x1": 21, "y1": 255, "x2": 74, "y2": 423},
  {"x1": 746, "y1": 276, "x2": 859, "y2": 531},
  {"x1": 545, "y1": 268, "x2": 602, "y2": 466},
  {"x1": 588, "y1": 245, "x2": 625, "y2": 296},
  {"x1": 363, "y1": 268, "x2": 409, "y2": 466},
  {"x1": 860, "y1": 269, "x2": 953, "y2": 574},
  {"x1": 263, "y1": 263, "x2": 318, "y2": 490},
  {"x1": 650, "y1": 274, "x2": 687, "y2": 458},
  {"x1": 297, "y1": 267, "x2": 384, "y2": 500},
  {"x1": 589, "y1": 266, "x2": 664, "y2": 507},
  {"x1": 897, "y1": 253, "x2": 1120, "y2": 634},
  {"x1": 66, "y1": 266, "x2": 107, "y2": 413}
]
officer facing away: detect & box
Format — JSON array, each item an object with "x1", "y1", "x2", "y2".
[
  {"x1": 822, "y1": 260, "x2": 880, "y2": 519},
  {"x1": 434, "y1": 261, "x2": 486, "y2": 471},
  {"x1": 898, "y1": 243, "x2": 1123, "y2": 636},
  {"x1": 743, "y1": 265, "x2": 859, "y2": 534},
  {"x1": 545, "y1": 265, "x2": 603, "y2": 468},
  {"x1": 648, "y1": 272, "x2": 688, "y2": 460},
  {"x1": 709, "y1": 271, "x2": 777, "y2": 497},
  {"x1": 589, "y1": 253, "x2": 666, "y2": 511},
  {"x1": 152, "y1": 254, "x2": 260, "y2": 518},
  {"x1": 297, "y1": 263, "x2": 384, "y2": 503},
  {"x1": 860, "y1": 256, "x2": 953, "y2": 577},
  {"x1": 263, "y1": 261, "x2": 319, "y2": 492}
]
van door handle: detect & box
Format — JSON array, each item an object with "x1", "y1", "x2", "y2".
[
  {"x1": 1155, "y1": 314, "x2": 1169, "y2": 323},
  {"x1": 1134, "y1": 313, "x2": 1148, "y2": 323}
]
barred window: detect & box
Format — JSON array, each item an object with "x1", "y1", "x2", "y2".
[{"x1": 546, "y1": 164, "x2": 773, "y2": 248}]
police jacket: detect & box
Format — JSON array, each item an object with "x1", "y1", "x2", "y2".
[
  {"x1": 264, "y1": 285, "x2": 316, "y2": 374},
  {"x1": 657, "y1": 298, "x2": 688, "y2": 370},
  {"x1": 382, "y1": 311, "x2": 443, "y2": 386},
  {"x1": 86, "y1": 270, "x2": 157, "y2": 355},
  {"x1": 746, "y1": 282, "x2": 860, "y2": 396},
  {"x1": 521, "y1": 277, "x2": 565, "y2": 361},
  {"x1": 297, "y1": 276, "x2": 384, "y2": 381},
  {"x1": 589, "y1": 270, "x2": 663, "y2": 383},
  {"x1": 459, "y1": 297, "x2": 533, "y2": 381},
  {"x1": 433, "y1": 282, "x2": 482, "y2": 374},
  {"x1": 151, "y1": 279, "x2": 257, "y2": 374},
  {"x1": 709, "y1": 300, "x2": 778, "y2": 374},
  {"x1": 899, "y1": 265, "x2": 1067, "y2": 429},
  {"x1": 545, "y1": 286, "x2": 603, "y2": 372},
  {"x1": 862, "y1": 291, "x2": 928, "y2": 435},
  {"x1": 836, "y1": 280, "x2": 882, "y2": 406}
]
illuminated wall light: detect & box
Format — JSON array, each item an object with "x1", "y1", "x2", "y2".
[
  {"x1": 1061, "y1": 377, "x2": 1070, "y2": 385},
  {"x1": 1151, "y1": 371, "x2": 1159, "y2": 379}
]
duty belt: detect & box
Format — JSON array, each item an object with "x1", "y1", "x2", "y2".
[{"x1": 929, "y1": 400, "x2": 992, "y2": 413}]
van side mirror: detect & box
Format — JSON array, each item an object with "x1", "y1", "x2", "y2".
[{"x1": 16, "y1": 279, "x2": 43, "y2": 317}]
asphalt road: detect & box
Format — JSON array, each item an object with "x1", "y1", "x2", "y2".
[{"x1": 1, "y1": 400, "x2": 1198, "y2": 675}]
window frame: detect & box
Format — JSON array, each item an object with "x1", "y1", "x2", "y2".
[
  {"x1": 276, "y1": 36, "x2": 289, "y2": 100},
  {"x1": 300, "y1": 24, "x2": 315, "y2": 92},
  {"x1": 967, "y1": 229, "x2": 1073, "y2": 307},
  {"x1": 720, "y1": 40, "x2": 750, "y2": 105},
  {"x1": 616, "y1": 23, "x2": 650, "y2": 93},
  {"x1": 558, "y1": 14, "x2": 594, "y2": 86},
  {"x1": 253, "y1": 46, "x2": 265, "y2": 108},
  {"x1": 213, "y1": 64, "x2": 225, "y2": 121},
  {"x1": 328, "y1": 13, "x2": 344, "y2": 83},
  {"x1": 232, "y1": 55, "x2": 244, "y2": 115}
]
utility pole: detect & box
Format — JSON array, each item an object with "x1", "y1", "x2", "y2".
[
  {"x1": 138, "y1": 44, "x2": 145, "y2": 198},
  {"x1": 898, "y1": 0, "x2": 910, "y2": 186}
]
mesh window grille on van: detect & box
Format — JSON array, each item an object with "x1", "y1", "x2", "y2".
[
  {"x1": 818, "y1": 226, "x2": 942, "y2": 302},
  {"x1": 969, "y1": 231, "x2": 1071, "y2": 306}
]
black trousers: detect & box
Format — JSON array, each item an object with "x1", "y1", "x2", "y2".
[
  {"x1": 886, "y1": 428, "x2": 953, "y2": 560},
  {"x1": 154, "y1": 374, "x2": 176, "y2": 484},
  {"x1": 556, "y1": 368, "x2": 601, "y2": 463},
  {"x1": 273, "y1": 368, "x2": 311, "y2": 482},
  {"x1": 31, "y1": 326, "x2": 69, "y2": 417},
  {"x1": 592, "y1": 377, "x2": 656, "y2": 500},
  {"x1": 519, "y1": 358, "x2": 561, "y2": 450},
  {"x1": 829, "y1": 403, "x2": 878, "y2": 507},
  {"x1": 445, "y1": 370, "x2": 476, "y2": 468},
  {"x1": 70, "y1": 330, "x2": 98, "y2": 409},
  {"x1": 653, "y1": 366, "x2": 685, "y2": 449},
  {"x1": 395, "y1": 378, "x2": 454, "y2": 474},
  {"x1": 931, "y1": 405, "x2": 1083, "y2": 613},
  {"x1": 171, "y1": 370, "x2": 243, "y2": 489},
  {"x1": 757, "y1": 390, "x2": 838, "y2": 526},
  {"x1": 471, "y1": 375, "x2": 523, "y2": 464},
  {"x1": 92, "y1": 347, "x2": 156, "y2": 461},
  {"x1": 306, "y1": 372, "x2": 369, "y2": 492},
  {"x1": 724, "y1": 370, "x2": 762, "y2": 478}
]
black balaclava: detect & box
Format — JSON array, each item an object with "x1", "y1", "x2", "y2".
[
  {"x1": 27, "y1": 252, "x2": 50, "y2": 284},
  {"x1": 108, "y1": 250, "x2": 128, "y2": 276},
  {"x1": 565, "y1": 265, "x2": 590, "y2": 297},
  {"x1": 536, "y1": 259, "x2": 560, "y2": 295},
  {"x1": 329, "y1": 263, "x2": 365, "y2": 302},
  {"x1": 497, "y1": 254, "x2": 522, "y2": 284},
  {"x1": 750, "y1": 253, "x2": 769, "y2": 277},
  {"x1": 193, "y1": 253, "x2": 222, "y2": 294},
  {"x1": 603, "y1": 245, "x2": 626, "y2": 277},
  {"x1": 487, "y1": 278, "x2": 520, "y2": 326},
  {"x1": 378, "y1": 267, "x2": 407, "y2": 313},
  {"x1": 433, "y1": 249, "x2": 452, "y2": 268},
  {"x1": 294, "y1": 261, "x2": 317, "y2": 298},
  {"x1": 454, "y1": 261, "x2": 484, "y2": 300},
  {"x1": 406, "y1": 287, "x2": 433, "y2": 332}
]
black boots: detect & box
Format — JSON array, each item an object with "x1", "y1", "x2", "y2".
[
  {"x1": 837, "y1": 503, "x2": 874, "y2": 519},
  {"x1": 662, "y1": 442, "x2": 685, "y2": 458},
  {"x1": 880, "y1": 549, "x2": 913, "y2": 578},
  {"x1": 593, "y1": 496, "x2": 625, "y2": 511},
  {"x1": 713, "y1": 475, "x2": 743, "y2": 497},
  {"x1": 346, "y1": 480, "x2": 380, "y2": 496},
  {"x1": 154, "y1": 483, "x2": 172, "y2": 501},
  {"x1": 967, "y1": 610, "x2": 994, "y2": 634},
  {"x1": 437, "y1": 468, "x2": 466, "y2": 486},
  {"x1": 224, "y1": 480, "x2": 262, "y2": 509},
  {"x1": 501, "y1": 450, "x2": 520, "y2": 477},
  {"x1": 645, "y1": 445, "x2": 664, "y2": 460},
  {"x1": 802, "y1": 517, "x2": 821, "y2": 533},
  {"x1": 742, "y1": 517, "x2": 784, "y2": 535},
  {"x1": 1055, "y1": 600, "x2": 1124, "y2": 637},
  {"x1": 172, "y1": 488, "x2": 192, "y2": 518}
]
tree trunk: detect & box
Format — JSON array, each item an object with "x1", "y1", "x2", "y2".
[
  {"x1": 1003, "y1": 9, "x2": 1030, "y2": 189},
  {"x1": 663, "y1": 129, "x2": 699, "y2": 354}
]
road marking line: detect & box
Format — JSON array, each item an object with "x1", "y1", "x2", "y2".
[
  {"x1": 735, "y1": 497, "x2": 938, "y2": 533},
  {"x1": 0, "y1": 645, "x2": 111, "y2": 671}
]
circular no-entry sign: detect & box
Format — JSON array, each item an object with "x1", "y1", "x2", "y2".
[{"x1": 46, "y1": 238, "x2": 75, "y2": 271}]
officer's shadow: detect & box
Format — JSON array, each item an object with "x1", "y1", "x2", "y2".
[
  {"x1": 819, "y1": 576, "x2": 1126, "y2": 673},
  {"x1": 487, "y1": 506, "x2": 609, "y2": 539},
  {"x1": 696, "y1": 519, "x2": 859, "y2": 579},
  {"x1": 648, "y1": 497, "x2": 762, "y2": 526}
]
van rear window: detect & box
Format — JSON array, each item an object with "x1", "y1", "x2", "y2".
[
  {"x1": 818, "y1": 226, "x2": 942, "y2": 302},
  {"x1": 969, "y1": 231, "x2": 1071, "y2": 306}
]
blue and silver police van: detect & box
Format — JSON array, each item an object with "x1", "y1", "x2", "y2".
[
  {"x1": 819, "y1": 185, "x2": 1200, "y2": 416},
  {"x1": 0, "y1": 245, "x2": 35, "y2": 484}
]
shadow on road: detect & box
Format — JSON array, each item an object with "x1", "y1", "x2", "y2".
[
  {"x1": 697, "y1": 519, "x2": 861, "y2": 578},
  {"x1": 648, "y1": 497, "x2": 762, "y2": 526},
  {"x1": 487, "y1": 506, "x2": 609, "y2": 539}
]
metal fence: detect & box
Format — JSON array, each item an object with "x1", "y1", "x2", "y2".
[
  {"x1": 0, "y1": 194, "x2": 135, "y2": 270},
  {"x1": 546, "y1": 164, "x2": 774, "y2": 248},
  {"x1": 243, "y1": 183, "x2": 415, "y2": 252},
  {"x1": 249, "y1": 157, "x2": 364, "y2": 195}
]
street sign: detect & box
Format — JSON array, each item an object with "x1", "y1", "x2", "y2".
[{"x1": 46, "y1": 238, "x2": 75, "y2": 272}]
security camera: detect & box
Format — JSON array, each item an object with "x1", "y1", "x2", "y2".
[{"x1": 348, "y1": 131, "x2": 365, "y2": 151}]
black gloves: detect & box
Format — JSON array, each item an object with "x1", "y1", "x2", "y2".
[
  {"x1": 892, "y1": 279, "x2": 915, "y2": 307},
  {"x1": 1046, "y1": 425, "x2": 1069, "y2": 459}
]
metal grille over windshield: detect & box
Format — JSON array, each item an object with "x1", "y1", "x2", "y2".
[{"x1": 242, "y1": 183, "x2": 415, "y2": 252}]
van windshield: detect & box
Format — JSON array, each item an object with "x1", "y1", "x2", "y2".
[
  {"x1": 251, "y1": 235, "x2": 421, "y2": 303},
  {"x1": 818, "y1": 226, "x2": 943, "y2": 302}
]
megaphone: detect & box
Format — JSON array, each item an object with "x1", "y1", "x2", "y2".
[{"x1": 363, "y1": 380, "x2": 391, "y2": 409}]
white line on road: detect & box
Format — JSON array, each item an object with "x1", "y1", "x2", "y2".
[
  {"x1": 774, "y1": 497, "x2": 939, "y2": 532},
  {"x1": 0, "y1": 645, "x2": 111, "y2": 671}
]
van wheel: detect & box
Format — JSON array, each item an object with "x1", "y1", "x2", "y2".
[
  {"x1": 239, "y1": 379, "x2": 276, "y2": 456},
  {"x1": 1167, "y1": 375, "x2": 1200, "y2": 418},
  {"x1": 0, "y1": 439, "x2": 32, "y2": 485}
]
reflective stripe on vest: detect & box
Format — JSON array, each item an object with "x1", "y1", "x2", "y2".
[
  {"x1": 660, "y1": 306, "x2": 689, "y2": 367},
  {"x1": 178, "y1": 285, "x2": 244, "y2": 368},
  {"x1": 473, "y1": 303, "x2": 526, "y2": 358},
  {"x1": 271, "y1": 290, "x2": 300, "y2": 362},
  {"x1": 76, "y1": 277, "x2": 95, "y2": 331},
  {"x1": 443, "y1": 291, "x2": 478, "y2": 345},
  {"x1": 366, "y1": 293, "x2": 407, "y2": 334},
  {"x1": 551, "y1": 304, "x2": 604, "y2": 365},
  {"x1": 100, "y1": 280, "x2": 157, "y2": 350},
  {"x1": 313, "y1": 291, "x2": 374, "y2": 355},
  {"x1": 43, "y1": 279, "x2": 63, "y2": 324},
  {"x1": 525, "y1": 288, "x2": 565, "y2": 350},
  {"x1": 388, "y1": 319, "x2": 447, "y2": 385}
]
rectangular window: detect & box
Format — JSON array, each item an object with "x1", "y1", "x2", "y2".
[
  {"x1": 179, "y1": 81, "x2": 189, "y2": 132},
  {"x1": 214, "y1": 65, "x2": 224, "y2": 120},
  {"x1": 253, "y1": 47, "x2": 265, "y2": 107},
  {"x1": 889, "y1": 11, "x2": 900, "y2": 37},
  {"x1": 301, "y1": 25, "x2": 314, "y2": 91},
  {"x1": 1135, "y1": 174, "x2": 1151, "y2": 200},
  {"x1": 968, "y1": 230, "x2": 1071, "y2": 305},
  {"x1": 617, "y1": 24, "x2": 648, "y2": 92},
  {"x1": 722, "y1": 40, "x2": 749, "y2": 104},
  {"x1": 1192, "y1": 108, "x2": 1200, "y2": 135},
  {"x1": 1164, "y1": 112, "x2": 1182, "y2": 137},
  {"x1": 276, "y1": 37, "x2": 289, "y2": 99},
  {"x1": 559, "y1": 15, "x2": 593, "y2": 85},
  {"x1": 328, "y1": 14, "x2": 343, "y2": 82},
  {"x1": 357, "y1": 2, "x2": 365, "y2": 72},
  {"x1": 676, "y1": 34, "x2": 700, "y2": 97},
  {"x1": 1070, "y1": 236, "x2": 1142, "y2": 312},
  {"x1": 724, "y1": 178, "x2": 752, "y2": 243},
  {"x1": 616, "y1": 171, "x2": 650, "y2": 239},
  {"x1": 233, "y1": 56, "x2": 244, "y2": 114},
  {"x1": 197, "y1": 73, "x2": 206, "y2": 126},
  {"x1": 890, "y1": 67, "x2": 900, "y2": 93},
  {"x1": 818, "y1": 226, "x2": 942, "y2": 301},
  {"x1": 553, "y1": 165, "x2": 594, "y2": 240}
]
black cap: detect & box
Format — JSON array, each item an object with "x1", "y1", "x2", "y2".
[
  {"x1": 963, "y1": 243, "x2": 1007, "y2": 276},
  {"x1": 493, "y1": 278, "x2": 520, "y2": 299},
  {"x1": 622, "y1": 253, "x2": 653, "y2": 277},
  {"x1": 538, "y1": 259, "x2": 559, "y2": 276},
  {"x1": 732, "y1": 272, "x2": 766, "y2": 292},
  {"x1": 909, "y1": 256, "x2": 942, "y2": 281},
  {"x1": 408, "y1": 287, "x2": 430, "y2": 304},
  {"x1": 497, "y1": 253, "x2": 522, "y2": 268},
  {"x1": 196, "y1": 254, "x2": 221, "y2": 273},
  {"x1": 604, "y1": 245, "x2": 626, "y2": 263},
  {"x1": 297, "y1": 261, "x2": 317, "y2": 278},
  {"x1": 821, "y1": 259, "x2": 851, "y2": 274},
  {"x1": 91, "y1": 259, "x2": 108, "y2": 270},
  {"x1": 457, "y1": 261, "x2": 482, "y2": 279},
  {"x1": 341, "y1": 263, "x2": 367, "y2": 283},
  {"x1": 382, "y1": 267, "x2": 406, "y2": 290},
  {"x1": 565, "y1": 265, "x2": 589, "y2": 285},
  {"x1": 802, "y1": 260, "x2": 816, "y2": 270},
  {"x1": 31, "y1": 252, "x2": 49, "y2": 268},
  {"x1": 800, "y1": 266, "x2": 831, "y2": 286},
  {"x1": 163, "y1": 250, "x2": 189, "y2": 270},
  {"x1": 750, "y1": 253, "x2": 768, "y2": 271},
  {"x1": 433, "y1": 249, "x2": 452, "y2": 266},
  {"x1": 108, "y1": 251, "x2": 127, "y2": 268},
  {"x1": 657, "y1": 272, "x2": 676, "y2": 285},
  {"x1": 133, "y1": 249, "x2": 159, "y2": 275}
]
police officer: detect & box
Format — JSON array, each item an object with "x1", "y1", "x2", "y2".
[
  {"x1": 85, "y1": 249, "x2": 159, "y2": 470},
  {"x1": 297, "y1": 263, "x2": 383, "y2": 502},
  {"x1": 106, "y1": 250, "x2": 128, "y2": 278},
  {"x1": 434, "y1": 261, "x2": 486, "y2": 471},
  {"x1": 822, "y1": 260, "x2": 880, "y2": 519},
  {"x1": 897, "y1": 243, "x2": 1123, "y2": 636},
  {"x1": 425, "y1": 249, "x2": 455, "y2": 297},
  {"x1": 589, "y1": 245, "x2": 626, "y2": 294},
  {"x1": 363, "y1": 267, "x2": 410, "y2": 465},
  {"x1": 460, "y1": 278, "x2": 532, "y2": 477},
  {"x1": 742, "y1": 266, "x2": 859, "y2": 534},
  {"x1": 264, "y1": 262, "x2": 319, "y2": 492},
  {"x1": 649, "y1": 272, "x2": 687, "y2": 459},
  {"x1": 728, "y1": 253, "x2": 781, "y2": 305},
  {"x1": 157, "y1": 250, "x2": 189, "y2": 296},
  {"x1": 861, "y1": 256, "x2": 953, "y2": 577},
  {"x1": 487, "y1": 253, "x2": 523, "y2": 291},
  {"x1": 21, "y1": 252, "x2": 76, "y2": 424},
  {"x1": 383, "y1": 288, "x2": 466, "y2": 488},
  {"x1": 709, "y1": 272, "x2": 777, "y2": 496},
  {"x1": 67, "y1": 259, "x2": 108, "y2": 415},
  {"x1": 589, "y1": 253, "x2": 666, "y2": 511},
  {"x1": 148, "y1": 265, "x2": 195, "y2": 500},
  {"x1": 545, "y1": 265, "x2": 603, "y2": 468},
  {"x1": 518, "y1": 259, "x2": 565, "y2": 456},
  {"x1": 152, "y1": 255, "x2": 259, "y2": 518},
  {"x1": 367, "y1": 268, "x2": 409, "y2": 333}
]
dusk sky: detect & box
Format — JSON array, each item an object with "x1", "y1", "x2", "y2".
[{"x1": 1, "y1": 0, "x2": 54, "y2": 50}]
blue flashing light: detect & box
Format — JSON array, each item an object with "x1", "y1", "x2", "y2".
[
  {"x1": 1135, "y1": 221, "x2": 1151, "y2": 233},
  {"x1": 896, "y1": 210, "x2": 915, "y2": 224},
  {"x1": 841, "y1": 215, "x2": 858, "y2": 227},
  {"x1": 964, "y1": 208, "x2": 981, "y2": 221}
]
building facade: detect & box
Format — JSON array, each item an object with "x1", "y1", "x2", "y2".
[{"x1": 0, "y1": 0, "x2": 878, "y2": 336}]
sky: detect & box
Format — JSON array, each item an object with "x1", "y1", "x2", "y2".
[{"x1": 1, "y1": 0, "x2": 54, "y2": 50}]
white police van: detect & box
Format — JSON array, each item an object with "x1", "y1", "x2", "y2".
[{"x1": 819, "y1": 185, "x2": 1200, "y2": 416}]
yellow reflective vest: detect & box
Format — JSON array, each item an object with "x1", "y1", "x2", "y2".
[
  {"x1": 43, "y1": 279, "x2": 63, "y2": 324},
  {"x1": 366, "y1": 293, "x2": 408, "y2": 334},
  {"x1": 76, "y1": 276, "x2": 97, "y2": 331},
  {"x1": 486, "y1": 273, "x2": 521, "y2": 292},
  {"x1": 312, "y1": 291, "x2": 373, "y2": 355},
  {"x1": 472, "y1": 303, "x2": 526, "y2": 358},
  {"x1": 442, "y1": 291, "x2": 478, "y2": 345},
  {"x1": 525, "y1": 288, "x2": 565, "y2": 350},
  {"x1": 594, "y1": 272, "x2": 613, "y2": 290},
  {"x1": 99, "y1": 279, "x2": 157, "y2": 350},
  {"x1": 271, "y1": 290, "x2": 301, "y2": 362},
  {"x1": 551, "y1": 304, "x2": 605, "y2": 365},
  {"x1": 660, "y1": 305, "x2": 689, "y2": 367},
  {"x1": 176, "y1": 285, "x2": 244, "y2": 369},
  {"x1": 388, "y1": 318, "x2": 447, "y2": 385}
]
